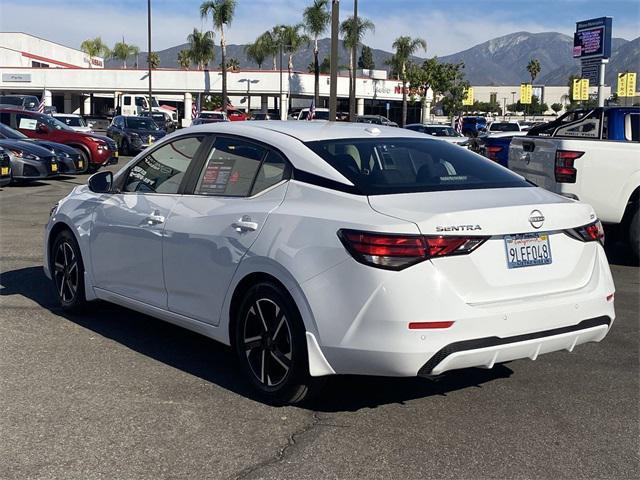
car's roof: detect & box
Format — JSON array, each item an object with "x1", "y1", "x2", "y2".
[
  {"x1": 406, "y1": 123, "x2": 452, "y2": 127},
  {"x1": 188, "y1": 120, "x2": 427, "y2": 142},
  {"x1": 53, "y1": 113, "x2": 81, "y2": 117}
]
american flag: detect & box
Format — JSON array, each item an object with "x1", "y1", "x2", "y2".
[
  {"x1": 37, "y1": 94, "x2": 46, "y2": 114},
  {"x1": 308, "y1": 100, "x2": 315, "y2": 121},
  {"x1": 191, "y1": 94, "x2": 200, "y2": 120},
  {"x1": 455, "y1": 115, "x2": 463, "y2": 134}
]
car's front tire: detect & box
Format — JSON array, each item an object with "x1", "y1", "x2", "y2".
[
  {"x1": 628, "y1": 206, "x2": 639, "y2": 262},
  {"x1": 234, "y1": 281, "x2": 322, "y2": 404},
  {"x1": 51, "y1": 229, "x2": 87, "y2": 311}
]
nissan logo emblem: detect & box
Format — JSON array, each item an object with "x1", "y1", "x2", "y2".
[{"x1": 529, "y1": 210, "x2": 545, "y2": 229}]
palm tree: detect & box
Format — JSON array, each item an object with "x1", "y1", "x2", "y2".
[
  {"x1": 341, "y1": 16, "x2": 375, "y2": 121},
  {"x1": 80, "y1": 37, "x2": 110, "y2": 68},
  {"x1": 187, "y1": 28, "x2": 215, "y2": 70},
  {"x1": 392, "y1": 36, "x2": 427, "y2": 127},
  {"x1": 262, "y1": 29, "x2": 280, "y2": 70},
  {"x1": 147, "y1": 52, "x2": 160, "y2": 69},
  {"x1": 279, "y1": 24, "x2": 310, "y2": 73},
  {"x1": 111, "y1": 40, "x2": 139, "y2": 69},
  {"x1": 200, "y1": 0, "x2": 236, "y2": 114},
  {"x1": 244, "y1": 39, "x2": 267, "y2": 69},
  {"x1": 303, "y1": 0, "x2": 331, "y2": 107},
  {"x1": 225, "y1": 57, "x2": 240, "y2": 72},
  {"x1": 177, "y1": 49, "x2": 191, "y2": 69},
  {"x1": 527, "y1": 58, "x2": 541, "y2": 84}
]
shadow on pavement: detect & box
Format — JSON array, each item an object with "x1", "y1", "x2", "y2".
[{"x1": 1, "y1": 266, "x2": 513, "y2": 411}]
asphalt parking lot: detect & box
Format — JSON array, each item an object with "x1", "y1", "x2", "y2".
[{"x1": 1, "y1": 165, "x2": 638, "y2": 480}]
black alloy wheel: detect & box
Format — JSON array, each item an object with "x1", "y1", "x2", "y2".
[
  {"x1": 51, "y1": 230, "x2": 86, "y2": 310},
  {"x1": 235, "y1": 282, "x2": 322, "y2": 404}
]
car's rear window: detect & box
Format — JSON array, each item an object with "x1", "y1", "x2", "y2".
[
  {"x1": 305, "y1": 138, "x2": 530, "y2": 195},
  {"x1": 490, "y1": 122, "x2": 520, "y2": 132}
]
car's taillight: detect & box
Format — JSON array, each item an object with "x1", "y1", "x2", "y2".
[
  {"x1": 338, "y1": 230, "x2": 488, "y2": 270},
  {"x1": 566, "y1": 219, "x2": 605, "y2": 245},
  {"x1": 555, "y1": 150, "x2": 584, "y2": 183},
  {"x1": 486, "y1": 145, "x2": 502, "y2": 161}
]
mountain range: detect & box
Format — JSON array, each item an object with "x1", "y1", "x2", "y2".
[{"x1": 106, "y1": 31, "x2": 640, "y2": 87}]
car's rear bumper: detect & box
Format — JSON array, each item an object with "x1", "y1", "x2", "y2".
[{"x1": 304, "y1": 243, "x2": 615, "y2": 377}]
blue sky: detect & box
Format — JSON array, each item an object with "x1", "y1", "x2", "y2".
[{"x1": 1, "y1": 0, "x2": 639, "y2": 55}]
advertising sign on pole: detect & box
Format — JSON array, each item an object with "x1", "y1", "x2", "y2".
[
  {"x1": 573, "y1": 17, "x2": 612, "y2": 60},
  {"x1": 520, "y1": 83, "x2": 532, "y2": 104},
  {"x1": 572, "y1": 78, "x2": 589, "y2": 101},
  {"x1": 625, "y1": 73, "x2": 636, "y2": 97},
  {"x1": 617, "y1": 73, "x2": 628, "y2": 97},
  {"x1": 462, "y1": 87, "x2": 474, "y2": 106}
]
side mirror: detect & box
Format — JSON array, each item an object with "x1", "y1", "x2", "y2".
[
  {"x1": 37, "y1": 124, "x2": 49, "y2": 134},
  {"x1": 88, "y1": 170, "x2": 113, "y2": 193}
]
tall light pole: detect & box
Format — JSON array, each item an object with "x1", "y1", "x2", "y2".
[
  {"x1": 329, "y1": 0, "x2": 340, "y2": 121},
  {"x1": 279, "y1": 26, "x2": 285, "y2": 120},
  {"x1": 349, "y1": 0, "x2": 358, "y2": 122},
  {"x1": 147, "y1": 0, "x2": 153, "y2": 112},
  {"x1": 510, "y1": 91, "x2": 516, "y2": 115}
]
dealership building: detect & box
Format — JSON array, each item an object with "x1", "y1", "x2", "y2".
[{"x1": 1, "y1": 32, "x2": 613, "y2": 125}]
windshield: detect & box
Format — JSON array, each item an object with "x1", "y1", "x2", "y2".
[
  {"x1": 41, "y1": 115, "x2": 74, "y2": 131},
  {"x1": 490, "y1": 122, "x2": 520, "y2": 132},
  {"x1": 0, "y1": 122, "x2": 28, "y2": 139},
  {"x1": 0, "y1": 96, "x2": 25, "y2": 106},
  {"x1": 125, "y1": 117, "x2": 159, "y2": 130},
  {"x1": 423, "y1": 126, "x2": 460, "y2": 137},
  {"x1": 305, "y1": 138, "x2": 530, "y2": 195},
  {"x1": 55, "y1": 116, "x2": 86, "y2": 127}
]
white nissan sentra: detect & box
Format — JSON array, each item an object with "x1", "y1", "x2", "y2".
[{"x1": 44, "y1": 121, "x2": 615, "y2": 403}]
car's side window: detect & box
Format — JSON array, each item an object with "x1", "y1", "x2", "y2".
[
  {"x1": 250, "y1": 151, "x2": 290, "y2": 196},
  {"x1": 194, "y1": 137, "x2": 267, "y2": 197},
  {"x1": 122, "y1": 136, "x2": 204, "y2": 194},
  {"x1": 625, "y1": 113, "x2": 640, "y2": 142}
]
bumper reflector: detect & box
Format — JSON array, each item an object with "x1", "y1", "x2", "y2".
[{"x1": 409, "y1": 321, "x2": 454, "y2": 330}]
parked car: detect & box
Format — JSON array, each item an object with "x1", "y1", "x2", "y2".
[
  {"x1": 0, "y1": 95, "x2": 40, "y2": 111},
  {"x1": 0, "y1": 146, "x2": 11, "y2": 187},
  {"x1": 476, "y1": 131, "x2": 527, "y2": 166},
  {"x1": 0, "y1": 122, "x2": 83, "y2": 174},
  {"x1": 45, "y1": 121, "x2": 615, "y2": 403},
  {"x1": 461, "y1": 116, "x2": 487, "y2": 137},
  {"x1": 140, "y1": 110, "x2": 176, "y2": 133},
  {"x1": 487, "y1": 121, "x2": 524, "y2": 133},
  {"x1": 297, "y1": 108, "x2": 330, "y2": 120},
  {"x1": 510, "y1": 106, "x2": 640, "y2": 259},
  {"x1": 250, "y1": 112, "x2": 275, "y2": 121},
  {"x1": 356, "y1": 115, "x2": 398, "y2": 127},
  {"x1": 226, "y1": 109, "x2": 248, "y2": 122},
  {"x1": 52, "y1": 114, "x2": 93, "y2": 133},
  {"x1": 192, "y1": 111, "x2": 229, "y2": 125},
  {"x1": 405, "y1": 123, "x2": 469, "y2": 147},
  {"x1": 0, "y1": 136, "x2": 60, "y2": 182},
  {"x1": 106, "y1": 115, "x2": 166, "y2": 155},
  {"x1": 0, "y1": 108, "x2": 117, "y2": 171}
]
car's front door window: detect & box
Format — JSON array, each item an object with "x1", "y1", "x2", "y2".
[{"x1": 123, "y1": 136, "x2": 204, "y2": 194}]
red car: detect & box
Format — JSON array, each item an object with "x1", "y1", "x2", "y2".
[
  {"x1": 0, "y1": 108, "x2": 118, "y2": 171},
  {"x1": 225, "y1": 109, "x2": 248, "y2": 121}
]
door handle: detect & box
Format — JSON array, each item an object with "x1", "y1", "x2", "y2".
[
  {"x1": 146, "y1": 210, "x2": 165, "y2": 225},
  {"x1": 232, "y1": 216, "x2": 258, "y2": 233}
]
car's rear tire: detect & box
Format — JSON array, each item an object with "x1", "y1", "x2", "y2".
[
  {"x1": 51, "y1": 229, "x2": 87, "y2": 311},
  {"x1": 627, "y1": 206, "x2": 639, "y2": 262},
  {"x1": 234, "y1": 281, "x2": 323, "y2": 404},
  {"x1": 120, "y1": 139, "x2": 130, "y2": 156}
]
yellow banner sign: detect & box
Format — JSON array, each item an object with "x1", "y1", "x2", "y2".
[
  {"x1": 572, "y1": 78, "x2": 589, "y2": 101},
  {"x1": 617, "y1": 72, "x2": 636, "y2": 97},
  {"x1": 520, "y1": 83, "x2": 532, "y2": 104},
  {"x1": 462, "y1": 87, "x2": 474, "y2": 106}
]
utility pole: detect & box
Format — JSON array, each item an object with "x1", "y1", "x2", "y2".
[
  {"x1": 349, "y1": 0, "x2": 358, "y2": 122},
  {"x1": 147, "y1": 0, "x2": 153, "y2": 113},
  {"x1": 329, "y1": 0, "x2": 339, "y2": 122},
  {"x1": 279, "y1": 39, "x2": 284, "y2": 120}
]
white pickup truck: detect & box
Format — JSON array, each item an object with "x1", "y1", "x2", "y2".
[{"x1": 509, "y1": 107, "x2": 640, "y2": 259}]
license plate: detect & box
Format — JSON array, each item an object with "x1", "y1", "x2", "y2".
[
  {"x1": 1, "y1": 166, "x2": 8, "y2": 176},
  {"x1": 78, "y1": 161, "x2": 84, "y2": 168},
  {"x1": 114, "y1": 151, "x2": 119, "y2": 158},
  {"x1": 504, "y1": 233, "x2": 552, "y2": 269},
  {"x1": 51, "y1": 163, "x2": 58, "y2": 172}
]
